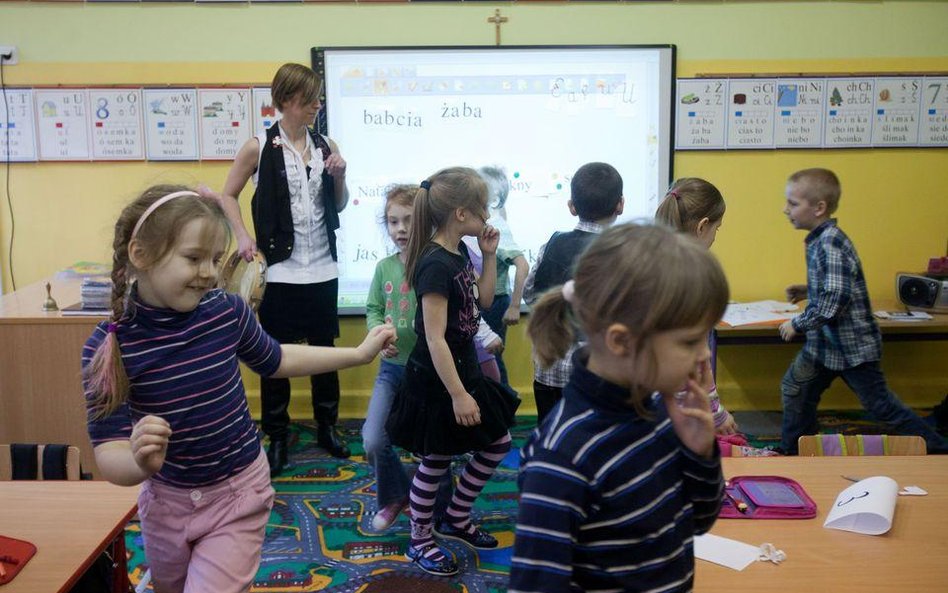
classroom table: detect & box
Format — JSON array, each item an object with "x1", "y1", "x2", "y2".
[
  {"x1": 0, "y1": 480, "x2": 139, "y2": 593},
  {"x1": 697, "y1": 455, "x2": 948, "y2": 593}
]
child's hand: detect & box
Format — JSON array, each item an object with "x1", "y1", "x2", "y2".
[
  {"x1": 381, "y1": 343, "x2": 399, "y2": 358},
  {"x1": 478, "y1": 225, "x2": 499, "y2": 256},
  {"x1": 716, "y1": 412, "x2": 739, "y2": 436},
  {"x1": 484, "y1": 337, "x2": 504, "y2": 355},
  {"x1": 785, "y1": 284, "x2": 807, "y2": 304},
  {"x1": 130, "y1": 415, "x2": 172, "y2": 476},
  {"x1": 452, "y1": 392, "x2": 482, "y2": 427},
  {"x1": 662, "y1": 368, "x2": 715, "y2": 459},
  {"x1": 324, "y1": 153, "x2": 347, "y2": 179},
  {"x1": 503, "y1": 305, "x2": 521, "y2": 326},
  {"x1": 778, "y1": 320, "x2": 797, "y2": 342},
  {"x1": 358, "y1": 324, "x2": 397, "y2": 362}
]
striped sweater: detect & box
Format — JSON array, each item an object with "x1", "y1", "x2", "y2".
[
  {"x1": 83, "y1": 289, "x2": 282, "y2": 487},
  {"x1": 510, "y1": 352, "x2": 724, "y2": 593}
]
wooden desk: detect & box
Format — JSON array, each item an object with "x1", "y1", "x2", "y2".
[
  {"x1": 0, "y1": 480, "x2": 138, "y2": 593},
  {"x1": 0, "y1": 277, "x2": 104, "y2": 477},
  {"x1": 698, "y1": 456, "x2": 948, "y2": 592},
  {"x1": 716, "y1": 299, "x2": 948, "y2": 345}
]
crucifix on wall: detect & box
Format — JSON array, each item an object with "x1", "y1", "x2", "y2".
[{"x1": 487, "y1": 9, "x2": 509, "y2": 46}]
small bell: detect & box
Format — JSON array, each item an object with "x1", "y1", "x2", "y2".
[{"x1": 42, "y1": 281, "x2": 59, "y2": 312}]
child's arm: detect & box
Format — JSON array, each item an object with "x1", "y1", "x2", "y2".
[
  {"x1": 476, "y1": 226, "x2": 500, "y2": 309},
  {"x1": 271, "y1": 325, "x2": 395, "y2": 378},
  {"x1": 422, "y1": 293, "x2": 482, "y2": 427},
  {"x1": 522, "y1": 244, "x2": 545, "y2": 305},
  {"x1": 781, "y1": 244, "x2": 855, "y2": 341},
  {"x1": 504, "y1": 254, "x2": 529, "y2": 326},
  {"x1": 93, "y1": 415, "x2": 172, "y2": 486},
  {"x1": 475, "y1": 317, "x2": 503, "y2": 354},
  {"x1": 365, "y1": 264, "x2": 387, "y2": 330},
  {"x1": 510, "y1": 447, "x2": 584, "y2": 592}
]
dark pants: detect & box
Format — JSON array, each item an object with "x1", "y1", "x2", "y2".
[
  {"x1": 780, "y1": 352, "x2": 948, "y2": 454},
  {"x1": 534, "y1": 380, "x2": 563, "y2": 426},
  {"x1": 481, "y1": 293, "x2": 511, "y2": 387},
  {"x1": 258, "y1": 280, "x2": 340, "y2": 441}
]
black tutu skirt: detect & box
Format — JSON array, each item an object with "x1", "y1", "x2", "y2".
[{"x1": 386, "y1": 341, "x2": 520, "y2": 456}]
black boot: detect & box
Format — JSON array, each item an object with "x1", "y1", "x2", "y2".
[
  {"x1": 317, "y1": 425, "x2": 351, "y2": 459},
  {"x1": 266, "y1": 438, "x2": 288, "y2": 477}
]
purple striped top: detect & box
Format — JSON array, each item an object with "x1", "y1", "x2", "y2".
[{"x1": 82, "y1": 289, "x2": 282, "y2": 487}]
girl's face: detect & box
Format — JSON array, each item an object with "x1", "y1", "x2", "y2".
[
  {"x1": 386, "y1": 203, "x2": 412, "y2": 252},
  {"x1": 135, "y1": 218, "x2": 227, "y2": 312},
  {"x1": 461, "y1": 196, "x2": 489, "y2": 237},
  {"x1": 633, "y1": 321, "x2": 712, "y2": 395}
]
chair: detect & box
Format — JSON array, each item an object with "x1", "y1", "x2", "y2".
[
  {"x1": 0, "y1": 443, "x2": 82, "y2": 480},
  {"x1": 797, "y1": 434, "x2": 926, "y2": 457}
]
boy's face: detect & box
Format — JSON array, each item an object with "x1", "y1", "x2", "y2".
[{"x1": 783, "y1": 182, "x2": 825, "y2": 231}]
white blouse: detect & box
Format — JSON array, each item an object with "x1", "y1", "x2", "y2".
[{"x1": 253, "y1": 124, "x2": 337, "y2": 284}]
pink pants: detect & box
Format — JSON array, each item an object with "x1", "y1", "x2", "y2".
[{"x1": 138, "y1": 449, "x2": 274, "y2": 593}]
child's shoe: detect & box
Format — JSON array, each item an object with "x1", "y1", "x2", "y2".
[
  {"x1": 434, "y1": 520, "x2": 498, "y2": 549},
  {"x1": 406, "y1": 541, "x2": 459, "y2": 576},
  {"x1": 371, "y1": 497, "x2": 408, "y2": 532}
]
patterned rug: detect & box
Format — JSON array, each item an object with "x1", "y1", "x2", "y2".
[{"x1": 124, "y1": 408, "x2": 942, "y2": 591}]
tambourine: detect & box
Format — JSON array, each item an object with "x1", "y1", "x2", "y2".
[{"x1": 218, "y1": 251, "x2": 267, "y2": 312}]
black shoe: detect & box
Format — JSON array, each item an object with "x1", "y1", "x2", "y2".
[
  {"x1": 266, "y1": 438, "x2": 288, "y2": 477},
  {"x1": 317, "y1": 425, "x2": 351, "y2": 458}
]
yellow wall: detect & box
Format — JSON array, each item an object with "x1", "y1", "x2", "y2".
[{"x1": 2, "y1": 1, "x2": 946, "y2": 417}]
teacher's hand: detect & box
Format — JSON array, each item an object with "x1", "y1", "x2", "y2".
[{"x1": 325, "y1": 153, "x2": 347, "y2": 179}]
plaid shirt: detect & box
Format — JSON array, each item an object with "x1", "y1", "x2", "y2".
[
  {"x1": 524, "y1": 221, "x2": 605, "y2": 387},
  {"x1": 791, "y1": 219, "x2": 881, "y2": 370}
]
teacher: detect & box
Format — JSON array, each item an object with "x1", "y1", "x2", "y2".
[{"x1": 221, "y1": 63, "x2": 351, "y2": 476}]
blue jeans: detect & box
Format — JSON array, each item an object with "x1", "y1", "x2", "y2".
[
  {"x1": 363, "y1": 361, "x2": 411, "y2": 509},
  {"x1": 363, "y1": 361, "x2": 455, "y2": 511},
  {"x1": 781, "y1": 352, "x2": 948, "y2": 454},
  {"x1": 482, "y1": 293, "x2": 511, "y2": 387}
]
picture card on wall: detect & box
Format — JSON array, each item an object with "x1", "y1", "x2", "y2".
[
  {"x1": 198, "y1": 88, "x2": 251, "y2": 161},
  {"x1": 89, "y1": 88, "x2": 145, "y2": 160},
  {"x1": 774, "y1": 79, "x2": 824, "y2": 148},
  {"x1": 143, "y1": 88, "x2": 200, "y2": 161},
  {"x1": 252, "y1": 87, "x2": 282, "y2": 136},
  {"x1": 823, "y1": 78, "x2": 874, "y2": 147},
  {"x1": 0, "y1": 88, "x2": 38, "y2": 162},
  {"x1": 675, "y1": 78, "x2": 727, "y2": 149},
  {"x1": 871, "y1": 77, "x2": 921, "y2": 146},
  {"x1": 920, "y1": 77, "x2": 948, "y2": 147},
  {"x1": 35, "y1": 88, "x2": 91, "y2": 161},
  {"x1": 726, "y1": 79, "x2": 776, "y2": 149}
]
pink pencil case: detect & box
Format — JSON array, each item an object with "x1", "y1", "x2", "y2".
[{"x1": 719, "y1": 475, "x2": 817, "y2": 519}]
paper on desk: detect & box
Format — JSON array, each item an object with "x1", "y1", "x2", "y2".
[
  {"x1": 823, "y1": 476, "x2": 898, "y2": 535},
  {"x1": 694, "y1": 533, "x2": 760, "y2": 571},
  {"x1": 720, "y1": 301, "x2": 799, "y2": 327}
]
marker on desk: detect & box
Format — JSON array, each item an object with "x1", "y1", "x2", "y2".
[{"x1": 724, "y1": 485, "x2": 748, "y2": 513}]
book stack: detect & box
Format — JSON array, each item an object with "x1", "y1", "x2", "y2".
[{"x1": 61, "y1": 277, "x2": 112, "y2": 316}]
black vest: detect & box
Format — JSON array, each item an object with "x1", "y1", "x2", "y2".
[
  {"x1": 531, "y1": 229, "x2": 598, "y2": 299},
  {"x1": 251, "y1": 124, "x2": 340, "y2": 266}
]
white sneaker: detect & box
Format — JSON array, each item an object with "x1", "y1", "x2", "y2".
[{"x1": 372, "y1": 498, "x2": 408, "y2": 531}]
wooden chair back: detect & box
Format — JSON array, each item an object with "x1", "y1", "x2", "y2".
[
  {"x1": 798, "y1": 434, "x2": 926, "y2": 457},
  {"x1": 0, "y1": 444, "x2": 82, "y2": 480}
]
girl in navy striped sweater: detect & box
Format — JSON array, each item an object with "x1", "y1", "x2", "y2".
[
  {"x1": 83, "y1": 185, "x2": 394, "y2": 593},
  {"x1": 511, "y1": 223, "x2": 728, "y2": 593}
]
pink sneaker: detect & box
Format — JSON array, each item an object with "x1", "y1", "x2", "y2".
[{"x1": 372, "y1": 498, "x2": 408, "y2": 531}]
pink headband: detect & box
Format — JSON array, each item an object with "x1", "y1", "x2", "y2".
[{"x1": 131, "y1": 190, "x2": 200, "y2": 240}]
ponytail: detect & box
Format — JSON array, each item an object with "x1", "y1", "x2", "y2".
[
  {"x1": 655, "y1": 190, "x2": 686, "y2": 232},
  {"x1": 404, "y1": 183, "x2": 434, "y2": 288},
  {"x1": 527, "y1": 286, "x2": 575, "y2": 369}
]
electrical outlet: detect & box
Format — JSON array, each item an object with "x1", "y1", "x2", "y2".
[{"x1": 0, "y1": 46, "x2": 18, "y2": 66}]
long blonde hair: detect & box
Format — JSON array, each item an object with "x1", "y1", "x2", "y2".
[
  {"x1": 84, "y1": 185, "x2": 230, "y2": 419},
  {"x1": 528, "y1": 223, "x2": 729, "y2": 413},
  {"x1": 404, "y1": 167, "x2": 487, "y2": 286}
]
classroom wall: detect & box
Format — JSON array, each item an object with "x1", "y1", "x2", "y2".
[{"x1": 2, "y1": 1, "x2": 946, "y2": 416}]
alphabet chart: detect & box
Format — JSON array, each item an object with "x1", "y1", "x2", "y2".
[
  {"x1": 143, "y1": 88, "x2": 199, "y2": 161},
  {"x1": 0, "y1": 88, "x2": 37, "y2": 162},
  {"x1": 197, "y1": 88, "x2": 251, "y2": 161},
  {"x1": 252, "y1": 87, "x2": 282, "y2": 136},
  {"x1": 35, "y1": 89, "x2": 91, "y2": 161},
  {"x1": 676, "y1": 75, "x2": 948, "y2": 150},
  {"x1": 88, "y1": 88, "x2": 145, "y2": 160}
]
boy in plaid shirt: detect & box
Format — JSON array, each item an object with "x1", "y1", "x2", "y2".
[{"x1": 778, "y1": 168, "x2": 947, "y2": 454}]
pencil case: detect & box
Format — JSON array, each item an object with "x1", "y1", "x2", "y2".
[{"x1": 719, "y1": 475, "x2": 817, "y2": 519}]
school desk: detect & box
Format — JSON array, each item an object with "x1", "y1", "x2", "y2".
[
  {"x1": 697, "y1": 455, "x2": 948, "y2": 593},
  {"x1": 0, "y1": 480, "x2": 138, "y2": 593}
]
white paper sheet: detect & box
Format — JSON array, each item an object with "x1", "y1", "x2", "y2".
[
  {"x1": 720, "y1": 300, "x2": 799, "y2": 327},
  {"x1": 823, "y1": 476, "x2": 899, "y2": 535},
  {"x1": 694, "y1": 533, "x2": 761, "y2": 571}
]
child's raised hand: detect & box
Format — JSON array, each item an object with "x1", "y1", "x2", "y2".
[
  {"x1": 662, "y1": 364, "x2": 715, "y2": 459},
  {"x1": 478, "y1": 225, "x2": 499, "y2": 256},
  {"x1": 130, "y1": 415, "x2": 172, "y2": 476},
  {"x1": 452, "y1": 392, "x2": 482, "y2": 427},
  {"x1": 785, "y1": 284, "x2": 807, "y2": 304},
  {"x1": 358, "y1": 324, "x2": 397, "y2": 362}
]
